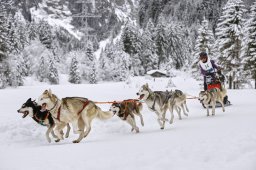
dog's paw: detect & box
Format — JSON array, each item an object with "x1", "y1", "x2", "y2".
[
  {"x1": 184, "y1": 113, "x2": 188, "y2": 117},
  {"x1": 135, "y1": 127, "x2": 140, "y2": 133},
  {"x1": 47, "y1": 138, "x2": 51, "y2": 143},
  {"x1": 160, "y1": 127, "x2": 164, "y2": 130},
  {"x1": 65, "y1": 134, "x2": 69, "y2": 138},
  {"x1": 55, "y1": 139, "x2": 60, "y2": 143},
  {"x1": 72, "y1": 140, "x2": 80, "y2": 143}
]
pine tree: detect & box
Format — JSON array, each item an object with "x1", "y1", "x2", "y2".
[
  {"x1": 69, "y1": 56, "x2": 81, "y2": 84},
  {"x1": 37, "y1": 56, "x2": 48, "y2": 82},
  {"x1": 121, "y1": 23, "x2": 142, "y2": 75},
  {"x1": 215, "y1": 0, "x2": 246, "y2": 89},
  {"x1": 48, "y1": 57, "x2": 59, "y2": 84},
  {"x1": 28, "y1": 21, "x2": 38, "y2": 40},
  {"x1": 194, "y1": 18, "x2": 216, "y2": 58},
  {"x1": 0, "y1": 10, "x2": 10, "y2": 61},
  {"x1": 87, "y1": 42, "x2": 97, "y2": 84},
  {"x1": 154, "y1": 19, "x2": 168, "y2": 69},
  {"x1": 9, "y1": 54, "x2": 24, "y2": 87},
  {"x1": 140, "y1": 19, "x2": 157, "y2": 74},
  {"x1": 0, "y1": 5, "x2": 11, "y2": 88},
  {"x1": 38, "y1": 20, "x2": 54, "y2": 50},
  {"x1": 122, "y1": 23, "x2": 141, "y2": 56},
  {"x1": 166, "y1": 21, "x2": 191, "y2": 69},
  {"x1": 114, "y1": 42, "x2": 130, "y2": 81},
  {"x1": 242, "y1": 2, "x2": 256, "y2": 88}
]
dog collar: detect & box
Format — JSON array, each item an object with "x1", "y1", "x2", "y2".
[{"x1": 48, "y1": 100, "x2": 58, "y2": 111}]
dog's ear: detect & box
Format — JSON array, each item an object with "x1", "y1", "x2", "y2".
[
  {"x1": 43, "y1": 89, "x2": 48, "y2": 94},
  {"x1": 48, "y1": 89, "x2": 52, "y2": 97},
  {"x1": 145, "y1": 83, "x2": 149, "y2": 88},
  {"x1": 27, "y1": 98, "x2": 32, "y2": 102}
]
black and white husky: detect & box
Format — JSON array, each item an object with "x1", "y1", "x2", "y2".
[{"x1": 17, "y1": 98, "x2": 70, "y2": 143}]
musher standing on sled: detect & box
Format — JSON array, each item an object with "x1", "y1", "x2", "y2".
[{"x1": 198, "y1": 52, "x2": 229, "y2": 104}]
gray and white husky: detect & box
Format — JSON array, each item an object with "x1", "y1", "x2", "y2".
[
  {"x1": 165, "y1": 89, "x2": 189, "y2": 124},
  {"x1": 136, "y1": 83, "x2": 172, "y2": 129},
  {"x1": 198, "y1": 88, "x2": 226, "y2": 116}
]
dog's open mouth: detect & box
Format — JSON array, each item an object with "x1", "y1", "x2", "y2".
[
  {"x1": 139, "y1": 94, "x2": 145, "y2": 100},
  {"x1": 21, "y1": 111, "x2": 29, "y2": 118}
]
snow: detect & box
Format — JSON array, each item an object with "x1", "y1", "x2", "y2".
[{"x1": 0, "y1": 71, "x2": 256, "y2": 170}]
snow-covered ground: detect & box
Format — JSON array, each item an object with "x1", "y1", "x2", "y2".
[{"x1": 0, "y1": 71, "x2": 256, "y2": 170}]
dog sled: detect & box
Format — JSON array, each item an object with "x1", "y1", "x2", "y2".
[{"x1": 201, "y1": 74, "x2": 231, "y2": 108}]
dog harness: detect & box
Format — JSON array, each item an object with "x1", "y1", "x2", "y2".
[
  {"x1": 115, "y1": 101, "x2": 137, "y2": 120},
  {"x1": 56, "y1": 100, "x2": 90, "y2": 121},
  {"x1": 33, "y1": 111, "x2": 50, "y2": 126}
]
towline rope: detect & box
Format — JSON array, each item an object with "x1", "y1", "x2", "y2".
[{"x1": 94, "y1": 99, "x2": 144, "y2": 104}]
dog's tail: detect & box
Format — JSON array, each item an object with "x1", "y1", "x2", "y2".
[{"x1": 96, "y1": 107, "x2": 114, "y2": 120}]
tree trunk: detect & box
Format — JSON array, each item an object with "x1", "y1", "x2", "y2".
[
  {"x1": 254, "y1": 71, "x2": 256, "y2": 89},
  {"x1": 229, "y1": 75, "x2": 233, "y2": 89}
]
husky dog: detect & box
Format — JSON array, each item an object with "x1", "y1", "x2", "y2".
[
  {"x1": 17, "y1": 98, "x2": 71, "y2": 143},
  {"x1": 37, "y1": 89, "x2": 114, "y2": 143},
  {"x1": 136, "y1": 83, "x2": 171, "y2": 129},
  {"x1": 110, "y1": 99, "x2": 143, "y2": 133},
  {"x1": 199, "y1": 88, "x2": 226, "y2": 116},
  {"x1": 165, "y1": 90, "x2": 189, "y2": 124}
]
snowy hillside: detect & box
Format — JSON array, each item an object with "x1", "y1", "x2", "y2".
[{"x1": 0, "y1": 72, "x2": 255, "y2": 170}]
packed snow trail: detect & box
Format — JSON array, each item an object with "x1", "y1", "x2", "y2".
[{"x1": 0, "y1": 73, "x2": 255, "y2": 170}]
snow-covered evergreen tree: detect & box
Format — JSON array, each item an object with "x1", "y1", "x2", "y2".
[
  {"x1": 193, "y1": 18, "x2": 216, "y2": 58},
  {"x1": 0, "y1": 6, "x2": 11, "y2": 88},
  {"x1": 69, "y1": 56, "x2": 81, "y2": 84},
  {"x1": 37, "y1": 56, "x2": 48, "y2": 82},
  {"x1": 154, "y1": 19, "x2": 168, "y2": 69},
  {"x1": 215, "y1": 0, "x2": 246, "y2": 89},
  {"x1": 121, "y1": 23, "x2": 141, "y2": 56},
  {"x1": 98, "y1": 42, "x2": 115, "y2": 81},
  {"x1": 28, "y1": 21, "x2": 38, "y2": 41},
  {"x1": 242, "y1": 1, "x2": 256, "y2": 88},
  {"x1": 140, "y1": 19, "x2": 158, "y2": 74},
  {"x1": 48, "y1": 57, "x2": 59, "y2": 84},
  {"x1": 165, "y1": 21, "x2": 191, "y2": 69},
  {"x1": 8, "y1": 54, "x2": 24, "y2": 87},
  {"x1": 87, "y1": 42, "x2": 97, "y2": 84},
  {"x1": 121, "y1": 22, "x2": 142, "y2": 75},
  {"x1": 38, "y1": 20, "x2": 54, "y2": 50},
  {"x1": 0, "y1": 10, "x2": 10, "y2": 61}
]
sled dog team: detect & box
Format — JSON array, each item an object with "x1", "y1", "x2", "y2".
[{"x1": 17, "y1": 83, "x2": 227, "y2": 144}]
